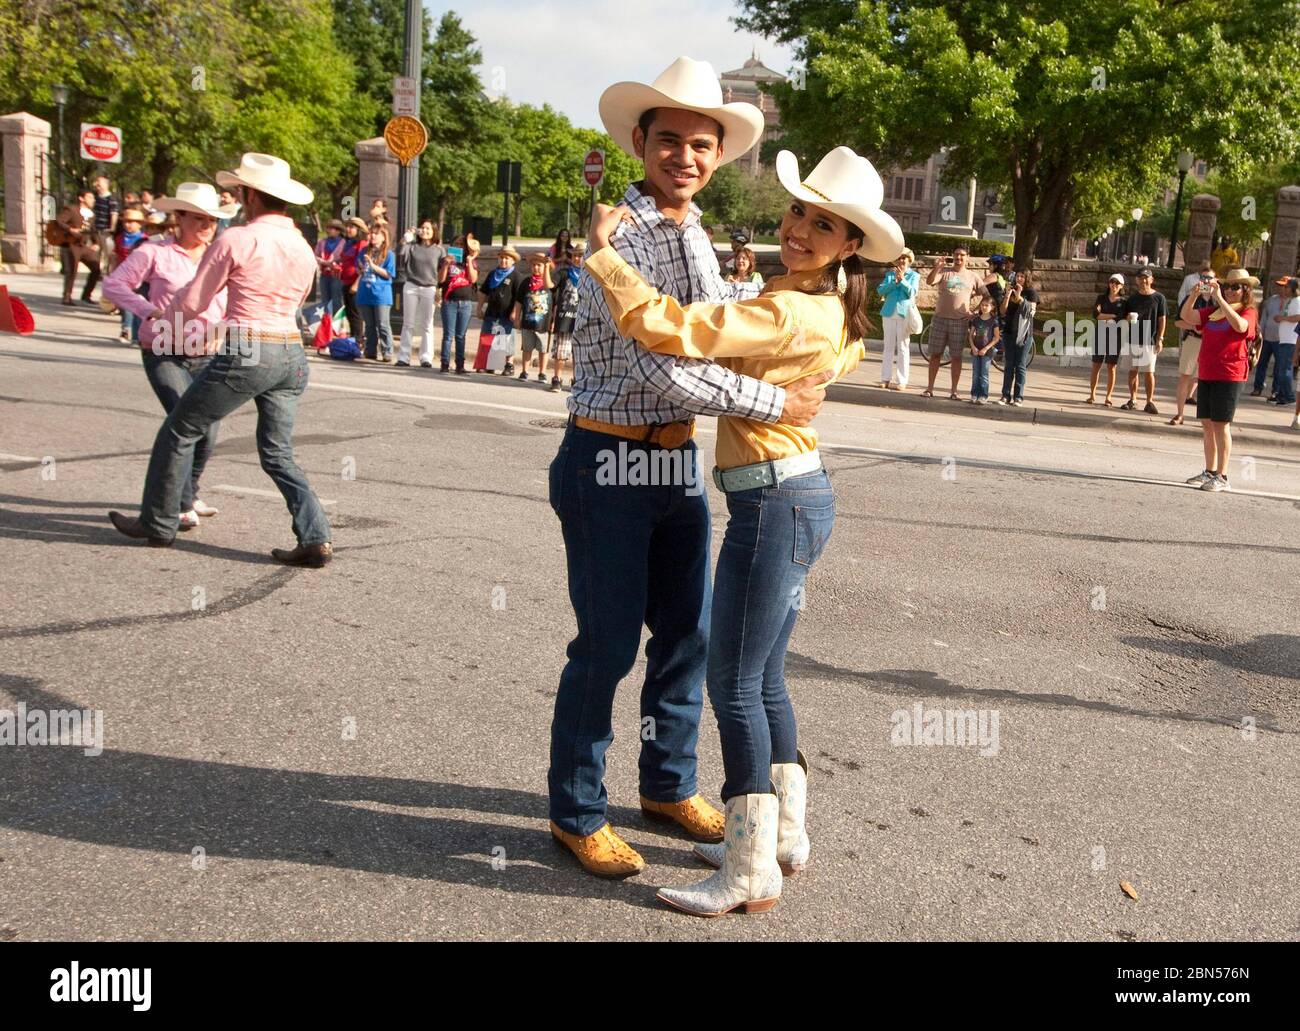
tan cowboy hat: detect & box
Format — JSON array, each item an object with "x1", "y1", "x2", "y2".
[
  {"x1": 1221, "y1": 267, "x2": 1260, "y2": 287},
  {"x1": 153, "y1": 182, "x2": 240, "y2": 219},
  {"x1": 120, "y1": 208, "x2": 146, "y2": 223},
  {"x1": 498, "y1": 245, "x2": 520, "y2": 260},
  {"x1": 215, "y1": 153, "x2": 313, "y2": 206},
  {"x1": 599, "y1": 56, "x2": 764, "y2": 166},
  {"x1": 774, "y1": 147, "x2": 904, "y2": 262},
  {"x1": 345, "y1": 216, "x2": 369, "y2": 232}
]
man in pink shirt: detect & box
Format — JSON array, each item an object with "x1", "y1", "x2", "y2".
[{"x1": 110, "y1": 154, "x2": 333, "y2": 567}]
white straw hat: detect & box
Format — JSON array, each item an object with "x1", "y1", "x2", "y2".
[
  {"x1": 215, "y1": 153, "x2": 313, "y2": 206},
  {"x1": 774, "y1": 147, "x2": 904, "y2": 262},
  {"x1": 598, "y1": 57, "x2": 765, "y2": 167},
  {"x1": 153, "y1": 182, "x2": 240, "y2": 219}
]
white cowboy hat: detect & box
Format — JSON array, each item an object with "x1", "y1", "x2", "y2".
[
  {"x1": 215, "y1": 153, "x2": 313, "y2": 206},
  {"x1": 775, "y1": 147, "x2": 904, "y2": 262},
  {"x1": 598, "y1": 57, "x2": 764, "y2": 167},
  {"x1": 1220, "y1": 267, "x2": 1260, "y2": 287},
  {"x1": 152, "y1": 182, "x2": 240, "y2": 219}
]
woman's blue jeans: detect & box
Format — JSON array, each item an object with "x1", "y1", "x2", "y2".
[
  {"x1": 709, "y1": 468, "x2": 835, "y2": 800},
  {"x1": 359, "y1": 303, "x2": 392, "y2": 359},
  {"x1": 440, "y1": 300, "x2": 473, "y2": 366},
  {"x1": 1001, "y1": 342, "x2": 1030, "y2": 402},
  {"x1": 141, "y1": 350, "x2": 216, "y2": 512}
]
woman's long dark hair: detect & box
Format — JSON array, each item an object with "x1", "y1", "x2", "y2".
[{"x1": 809, "y1": 226, "x2": 871, "y2": 343}]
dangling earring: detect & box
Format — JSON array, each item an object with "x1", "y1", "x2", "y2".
[{"x1": 836, "y1": 262, "x2": 848, "y2": 294}]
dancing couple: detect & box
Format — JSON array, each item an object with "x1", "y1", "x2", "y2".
[{"x1": 547, "y1": 57, "x2": 903, "y2": 915}]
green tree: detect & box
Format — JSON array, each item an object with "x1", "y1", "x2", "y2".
[{"x1": 735, "y1": 0, "x2": 1300, "y2": 268}]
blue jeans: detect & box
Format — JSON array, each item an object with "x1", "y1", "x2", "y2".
[
  {"x1": 440, "y1": 299, "x2": 473, "y2": 366},
  {"x1": 710, "y1": 469, "x2": 834, "y2": 800},
  {"x1": 360, "y1": 303, "x2": 392, "y2": 358},
  {"x1": 970, "y1": 353, "x2": 991, "y2": 399},
  {"x1": 141, "y1": 350, "x2": 217, "y2": 512},
  {"x1": 1001, "y1": 341, "x2": 1030, "y2": 401},
  {"x1": 1253, "y1": 339, "x2": 1278, "y2": 392},
  {"x1": 137, "y1": 343, "x2": 331, "y2": 545},
  {"x1": 1275, "y1": 343, "x2": 1297, "y2": 403},
  {"x1": 547, "y1": 426, "x2": 711, "y2": 835},
  {"x1": 318, "y1": 275, "x2": 344, "y2": 316}
]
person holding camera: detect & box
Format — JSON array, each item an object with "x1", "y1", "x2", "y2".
[
  {"x1": 924, "y1": 245, "x2": 986, "y2": 398},
  {"x1": 997, "y1": 269, "x2": 1037, "y2": 405},
  {"x1": 1179, "y1": 268, "x2": 1258, "y2": 492},
  {"x1": 876, "y1": 247, "x2": 919, "y2": 389},
  {"x1": 1168, "y1": 269, "x2": 1217, "y2": 424}
]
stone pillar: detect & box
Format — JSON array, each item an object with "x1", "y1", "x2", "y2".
[
  {"x1": 0, "y1": 112, "x2": 53, "y2": 266},
  {"x1": 354, "y1": 138, "x2": 398, "y2": 224},
  {"x1": 1266, "y1": 185, "x2": 1300, "y2": 282},
  {"x1": 1183, "y1": 193, "x2": 1220, "y2": 270}
]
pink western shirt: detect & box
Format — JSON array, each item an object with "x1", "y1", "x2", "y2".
[
  {"x1": 102, "y1": 237, "x2": 228, "y2": 354},
  {"x1": 176, "y1": 213, "x2": 316, "y2": 337}
]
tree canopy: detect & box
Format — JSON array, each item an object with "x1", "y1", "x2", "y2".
[{"x1": 735, "y1": 0, "x2": 1300, "y2": 266}]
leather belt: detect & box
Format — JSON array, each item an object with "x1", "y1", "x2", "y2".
[
  {"x1": 571, "y1": 415, "x2": 696, "y2": 449},
  {"x1": 713, "y1": 450, "x2": 823, "y2": 493}
]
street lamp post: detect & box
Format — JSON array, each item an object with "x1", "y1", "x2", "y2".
[
  {"x1": 51, "y1": 83, "x2": 68, "y2": 204},
  {"x1": 1114, "y1": 219, "x2": 1125, "y2": 262},
  {"x1": 1131, "y1": 207, "x2": 1143, "y2": 263},
  {"x1": 1167, "y1": 150, "x2": 1194, "y2": 267},
  {"x1": 396, "y1": 0, "x2": 423, "y2": 234},
  {"x1": 1259, "y1": 229, "x2": 1270, "y2": 275}
]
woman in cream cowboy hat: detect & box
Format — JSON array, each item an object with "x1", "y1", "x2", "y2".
[
  {"x1": 586, "y1": 145, "x2": 902, "y2": 917},
  {"x1": 102, "y1": 183, "x2": 239, "y2": 529}
]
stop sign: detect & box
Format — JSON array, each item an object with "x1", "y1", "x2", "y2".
[
  {"x1": 79, "y1": 124, "x2": 123, "y2": 163},
  {"x1": 583, "y1": 149, "x2": 605, "y2": 189}
]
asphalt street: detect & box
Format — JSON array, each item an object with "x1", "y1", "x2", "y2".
[{"x1": 1, "y1": 273, "x2": 1298, "y2": 941}]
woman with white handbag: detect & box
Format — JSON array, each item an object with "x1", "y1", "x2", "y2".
[{"x1": 876, "y1": 248, "x2": 919, "y2": 389}]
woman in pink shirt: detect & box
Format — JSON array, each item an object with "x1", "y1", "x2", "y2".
[{"x1": 102, "y1": 183, "x2": 236, "y2": 529}]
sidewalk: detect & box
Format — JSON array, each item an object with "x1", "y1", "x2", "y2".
[
  {"x1": 841, "y1": 339, "x2": 1300, "y2": 452},
  {"x1": 4, "y1": 269, "x2": 1298, "y2": 453}
]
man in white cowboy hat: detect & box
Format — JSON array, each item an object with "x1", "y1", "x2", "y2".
[
  {"x1": 103, "y1": 183, "x2": 237, "y2": 529},
  {"x1": 109, "y1": 154, "x2": 334, "y2": 566},
  {"x1": 546, "y1": 56, "x2": 834, "y2": 879}
]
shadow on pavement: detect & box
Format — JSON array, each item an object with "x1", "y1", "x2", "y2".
[{"x1": 0, "y1": 675, "x2": 680, "y2": 908}]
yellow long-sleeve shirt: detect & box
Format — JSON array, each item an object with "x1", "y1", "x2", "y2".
[{"x1": 585, "y1": 246, "x2": 863, "y2": 470}]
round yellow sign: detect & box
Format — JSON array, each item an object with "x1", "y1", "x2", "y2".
[{"x1": 383, "y1": 116, "x2": 428, "y2": 166}]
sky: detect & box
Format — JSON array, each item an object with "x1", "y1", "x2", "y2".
[{"x1": 440, "y1": 0, "x2": 797, "y2": 130}]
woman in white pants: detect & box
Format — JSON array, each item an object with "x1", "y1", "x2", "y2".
[
  {"x1": 876, "y1": 248, "x2": 918, "y2": 388},
  {"x1": 396, "y1": 219, "x2": 444, "y2": 367}
]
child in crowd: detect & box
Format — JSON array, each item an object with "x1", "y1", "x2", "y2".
[
  {"x1": 113, "y1": 208, "x2": 147, "y2": 342},
  {"x1": 968, "y1": 296, "x2": 1000, "y2": 404},
  {"x1": 476, "y1": 245, "x2": 523, "y2": 375},
  {"x1": 513, "y1": 251, "x2": 554, "y2": 383},
  {"x1": 549, "y1": 246, "x2": 583, "y2": 391}
]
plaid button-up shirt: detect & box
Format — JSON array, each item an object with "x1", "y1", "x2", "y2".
[{"x1": 567, "y1": 182, "x2": 785, "y2": 425}]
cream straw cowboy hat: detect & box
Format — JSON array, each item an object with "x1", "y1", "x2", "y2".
[
  {"x1": 215, "y1": 153, "x2": 313, "y2": 206},
  {"x1": 775, "y1": 147, "x2": 904, "y2": 262},
  {"x1": 1220, "y1": 267, "x2": 1260, "y2": 287},
  {"x1": 599, "y1": 56, "x2": 764, "y2": 167},
  {"x1": 153, "y1": 182, "x2": 241, "y2": 219}
]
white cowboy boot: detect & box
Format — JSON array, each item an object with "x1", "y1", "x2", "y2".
[
  {"x1": 694, "y1": 750, "x2": 809, "y2": 875},
  {"x1": 656, "y1": 793, "x2": 782, "y2": 917}
]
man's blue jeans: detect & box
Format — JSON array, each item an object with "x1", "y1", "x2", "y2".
[
  {"x1": 1275, "y1": 343, "x2": 1297, "y2": 403},
  {"x1": 710, "y1": 469, "x2": 834, "y2": 800},
  {"x1": 1253, "y1": 339, "x2": 1278, "y2": 393},
  {"x1": 137, "y1": 343, "x2": 331, "y2": 545},
  {"x1": 440, "y1": 299, "x2": 473, "y2": 366},
  {"x1": 547, "y1": 425, "x2": 710, "y2": 835},
  {"x1": 970, "y1": 353, "x2": 992, "y2": 400},
  {"x1": 141, "y1": 350, "x2": 216, "y2": 512}
]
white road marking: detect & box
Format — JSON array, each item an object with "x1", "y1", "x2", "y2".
[
  {"x1": 210, "y1": 483, "x2": 336, "y2": 506},
  {"x1": 0, "y1": 452, "x2": 41, "y2": 462}
]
